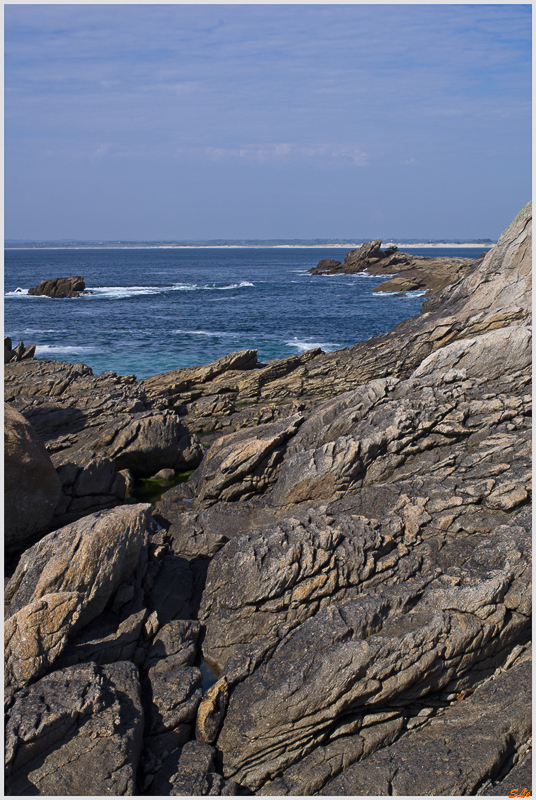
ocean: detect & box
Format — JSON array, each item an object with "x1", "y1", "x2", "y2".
[{"x1": 4, "y1": 246, "x2": 487, "y2": 380}]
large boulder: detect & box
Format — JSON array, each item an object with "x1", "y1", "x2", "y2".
[
  {"x1": 4, "y1": 403, "x2": 62, "y2": 555},
  {"x1": 187, "y1": 414, "x2": 304, "y2": 505},
  {"x1": 4, "y1": 503, "x2": 151, "y2": 691},
  {"x1": 5, "y1": 503, "x2": 152, "y2": 631},
  {"x1": 5, "y1": 661, "x2": 144, "y2": 795},
  {"x1": 92, "y1": 410, "x2": 203, "y2": 478},
  {"x1": 5, "y1": 592, "x2": 82, "y2": 690}
]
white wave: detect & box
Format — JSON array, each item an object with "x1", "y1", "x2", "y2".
[
  {"x1": 356, "y1": 271, "x2": 395, "y2": 278},
  {"x1": 171, "y1": 281, "x2": 254, "y2": 291},
  {"x1": 370, "y1": 291, "x2": 425, "y2": 297},
  {"x1": 7, "y1": 327, "x2": 58, "y2": 334},
  {"x1": 35, "y1": 345, "x2": 97, "y2": 355},
  {"x1": 172, "y1": 329, "x2": 240, "y2": 337},
  {"x1": 88, "y1": 285, "x2": 165, "y2": 298},
  {"x1": 5, "y1": 288, "x2": 31, "y2": 296},
  {"x1": 170, "y1": 283, "x2": 198, "y2": 292},
  {"x1": 286, "y1": 337, "x2": 340, "y2": 353},
  {"x1": 84, "y1": 281, "x2": 255, "y2": 298},
  {"x1": 204, "y1": 281, "x2": 254, "y2": 290}
]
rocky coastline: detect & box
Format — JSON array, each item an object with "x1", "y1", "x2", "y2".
[
  {"x1": 309, "y1": 239, "x2": 482, "y2": 294},
  {"x1": 4, "y1": 202, "x2": 532, "y2": 796}
]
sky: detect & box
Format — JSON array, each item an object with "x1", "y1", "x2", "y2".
[{"x1": 4, "y1": 3, "x2": 532, "y2": 241}]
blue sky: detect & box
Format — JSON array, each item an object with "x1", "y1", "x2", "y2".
[{"x1": 4, "y1": 4, "x2": 532, "y2": 240}]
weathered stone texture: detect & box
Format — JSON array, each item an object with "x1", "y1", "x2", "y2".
[
  {"x1": 5, "y1": 661, "x2": 144, "y2": 795},
  {"x1": 4, "y1": 403, "x2": 62, "y2": 554}
]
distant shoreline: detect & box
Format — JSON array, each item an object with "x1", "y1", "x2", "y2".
[{"x1": 5, "y1": 242, "x2": 496, "y2": 251}]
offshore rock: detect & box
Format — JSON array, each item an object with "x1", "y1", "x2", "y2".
[
  {"x1": 4, "y1": 403, "x2": 62, "y2": 555},
  {"x1": 28, "y1": 275, "x2": 86, "y2": 298},
  {"x1": 309, "y1": 239, "x2": 475, "y2": 295}
]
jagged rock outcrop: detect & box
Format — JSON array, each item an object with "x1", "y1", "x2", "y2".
[
  {"x1": 28, "y1": 275, "x2": 86, "y2": 298},
  {"x1": 4, "y1": 336, "x2": 36, "y2": 364},
  {"x1": 319, "y1": 656, "x2": 532, "y2": 797},
  {"x1": 198, "y1": 510, "x2": 423, "y2": 669},
  {"x1": 91, "y1": 409, "x2": 204, "y2": 477},
  {"x1": 201, "y1": 513, "x2": 530, "y2": 790},
  {"x1": 186, "y1": 414, "x2": 304, "y2": 505},
  {"x1": 52, "y1": 452, "x2": 127, "y2": 528},
  {"x1": 146, "y1": 739, "x2": 241, "y2": 796},
  {"x1": 4, "y1": 360, "x2": 204, "y2": 524},
  {"x1": 309, "y1": 239, "x2": 476, "y2": 294}
]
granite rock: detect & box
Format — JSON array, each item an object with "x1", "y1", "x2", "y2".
[
  {"x1": 320, "y1": 659, "x2": 532, "y2": 796},
  {"x1": 4, "y1": 403, "x2": 62, "y2": 555},
  {"x1": 5, "y1": 503, "x2": 152, "y2": 632},
  {"x1": 5, "y1": 661, "x2": 144, "y2": 795}
]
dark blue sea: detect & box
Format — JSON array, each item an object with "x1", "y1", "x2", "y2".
[{"x1": 4, "y1": 247, "x2": 487, "y2": 380}]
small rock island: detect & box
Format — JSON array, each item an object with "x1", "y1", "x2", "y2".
[{"x1": 28, "y1": 275, "x2": 87, "y2": 298}]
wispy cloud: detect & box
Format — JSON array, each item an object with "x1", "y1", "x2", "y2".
[
  {"x1": 192, "y1": 143, "x2": 369, "y2": 166},
  {"x1": 4, "y1": 4, "x2": 531, "y2": 239}
]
